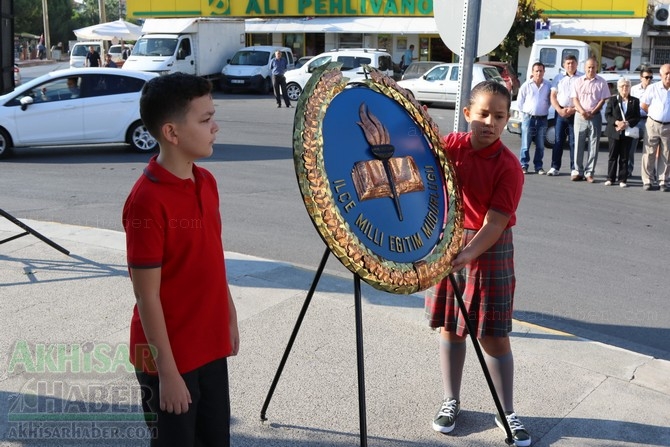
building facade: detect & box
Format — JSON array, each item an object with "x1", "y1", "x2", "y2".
[{"x1": 127, "y1": 0, "x2": 656, "y2": 74}]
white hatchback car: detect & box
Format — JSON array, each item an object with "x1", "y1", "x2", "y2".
[
  {"x1": 0, "y1": 67, "x2": 159, "y2": 158},
  {"x1": 284, "y1": 48, "x2": 394, "y2": 101},
  {"x1": 396, "y1": 62, "x2": 506, "y2": 106}
]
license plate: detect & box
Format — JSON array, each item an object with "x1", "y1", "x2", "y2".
[{"x1": 231, "y1": 80, "x2": 244, "y2": 84}]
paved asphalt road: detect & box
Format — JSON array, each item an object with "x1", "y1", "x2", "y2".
[{"x1": 2, "y1": 68, "x2": 669, "y2": 362}]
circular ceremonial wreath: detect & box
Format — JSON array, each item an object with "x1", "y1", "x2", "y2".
[{"x1": 293, "y1": 63, "x2": 463, "y2": 294}]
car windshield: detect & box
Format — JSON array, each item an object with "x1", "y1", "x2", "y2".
[
  {"x1": 73, "y1": 45, "x2": 98, "y2": 56},
  {"x1": 483, "y1": 67, "x2": 503, "y2": 81},
  {"x1": 229, "y1": 51, "x2": 270, "y2": 66},
  {"x1": 132, "y1": 38, "x2": 178, "y2": 57}
]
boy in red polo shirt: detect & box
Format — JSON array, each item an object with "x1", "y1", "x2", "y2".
[
  {"x1": 123, "y1": 73, "x2": 239, "y2": 447},
  {"x1": 425, "y1": 81, "x2": 529, "y2": 446}
]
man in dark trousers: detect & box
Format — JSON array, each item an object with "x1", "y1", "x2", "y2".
[
  {"x1": 270, "y1": 50, "x2": 291, "y2": 108},
  {"x1": 85, "y1": 46, "x2": 101, "y2": 67}
]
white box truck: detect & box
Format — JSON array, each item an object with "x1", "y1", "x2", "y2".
[
  {"x1": 122, "y1": 17, "x2": 244, "y2": 82},
  {"x1": 526, "y1": 38, "x2": 594, "y2": 82}
]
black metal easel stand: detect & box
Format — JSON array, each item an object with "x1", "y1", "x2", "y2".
[
  {"x1": 260, "y1": 248, "x2": 369, "y2": 446},
  {"x1": 0, "y1": 209, "x2": 70, "y2": 256},
  {"x1": 258, "y1": 250, "x2": 513, "y2": 446},
  {"x1": 448, "y1": 273, "x2": 514, "y2": 445}
]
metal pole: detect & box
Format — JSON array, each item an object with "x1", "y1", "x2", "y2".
[
  {"x1": 455, "y1": 0, "x2": 481, "y2": 132},
  {"x1": 353, "y1": 275, "x2": 368, "y2": 446},
  {"x1": 41, "y1": 0, "x2": 50, "y2": 60},
  {"x1": 448, "y1": 273, "x2": 514, "y2": 444}
]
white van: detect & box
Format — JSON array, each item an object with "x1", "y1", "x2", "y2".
[
  {"x1": 69, "y1": 41, "x2": 104, "y2": 68},
  {"x1": 220, "y1": 46, "x2": 294, "y2": 93},
  {"x1": 526, "y1": 38, "x2": 594, "y2": 82}
]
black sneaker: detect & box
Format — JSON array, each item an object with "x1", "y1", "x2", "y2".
[
  {"x1": 432, "y1": 398, "x2": 460, "y2": 433},
  {"x1": 495, "y1": 411, "x2": 531, "y2": 446}
]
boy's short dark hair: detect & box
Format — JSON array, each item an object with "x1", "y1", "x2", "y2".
[{"x1": 140, "y1": 73, "x2": 212, "y2": 140}]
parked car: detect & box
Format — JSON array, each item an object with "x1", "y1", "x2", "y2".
[
  {"x1": 396, "y1": 62, "x2": 506, "y2": 106},
  {"x1": 401, "y1": 61, "x2": 443, "y2": 80},
  {"x1": 284, "y1": 48, "x2": 394, "y2": 101},
  {"x1": 108, "y1": 44, "x2": 133, "y2": 64},
  {"x1": 506, "y1": 72, "x2": 654, "y2": 148},
  {"x1": 13, "y1": 64, "x2": 20, "y2": 86},
  {"x1": 220, "y1": 46, "x2": 294, "y2": 94},
  {"x1": 0, "y1": 67, "x2": 159, "y2": 158},
  {"x1": 481, "y1": 61, "x2": 520, "y2": 98}
]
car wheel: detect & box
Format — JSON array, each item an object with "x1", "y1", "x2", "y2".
[
  {"x1": 544, "y1": 120, "x2": 556, "y2": 150},
  {"x1": 0, "y1": 128, "x2": 13, "y2": 159},
  {"x1": 127, "y1": 121, "x2": 158, "y2": 153},
  {"x1": 287, "y1": 83, "x2": 302, "y2": 102}
]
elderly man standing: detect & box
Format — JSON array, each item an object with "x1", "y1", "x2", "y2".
[
  {"x1": 640, "y1": 63, "x2": 670, "y2": 192},
  {"x1": 548, "y1": 54, "x2": 582, "y2": 176},
  {"x1": 571, "y1": 57, "x2": 611, "y2": 182},
  {"x1": 517, "y1": 62, "x2": 551, "y2": 174},
  {"x1": 629, "y1": 68, "x2": 654, "y2": 177}
]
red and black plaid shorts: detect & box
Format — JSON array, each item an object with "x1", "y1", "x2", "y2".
[{"x1": 425, "y1": 228, "x2": 515, "y2": 337}]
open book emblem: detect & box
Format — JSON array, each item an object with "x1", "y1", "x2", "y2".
[{"x1": 352, "y1": 103, "x2": 425, "y2": 221}]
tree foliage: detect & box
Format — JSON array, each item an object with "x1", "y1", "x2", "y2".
[
  {"x1": 14, "y1": 0, "x2": 125, "y2": 49},
  {"x1": 489, "y1": 0, "x2": 544, "y2": 71}
]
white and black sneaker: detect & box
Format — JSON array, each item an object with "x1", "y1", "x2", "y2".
[
  {"x1": 432, "y1": 398, "x2": 460, "y2": 433},
  {"x1": 495, "y1": 411, "x2": 531, "y2": 446}
]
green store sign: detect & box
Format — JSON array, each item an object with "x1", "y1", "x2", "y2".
[{"x1": 128, "y1": 0, "x2": 434, "y2": 18}]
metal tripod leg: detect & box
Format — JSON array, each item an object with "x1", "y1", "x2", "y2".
[
  {"x1": 353, "y1": 274, "x2": 368, "y2": 447},
  {"x1": 260, "y1": 248, "x2": 330, "y2": 421},
  {"x1": 0, "y1": 209, "x2": 70, "y2": 256},
  {"x1": 448, "y1": 273, "x2": 514, "y2": 445},
  {"x1": 259, "y1": 249, "x2": 370, "y2": 446}
]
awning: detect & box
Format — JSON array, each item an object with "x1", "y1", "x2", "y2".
[
  {"x1": 549, "y1": 18, "x2": 644, "y2": 38},
  {"x1": 245, "y1": 17, "x2": 438, "y2": 34}
]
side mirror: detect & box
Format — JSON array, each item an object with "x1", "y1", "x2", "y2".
[{"x1": 20, "y1": 96, "x2": 34, "y2": 111}]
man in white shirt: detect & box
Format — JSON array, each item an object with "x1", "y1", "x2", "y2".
[
  {"x1": 517, "y1": 62, "x2": 551, "y2": 174},
  {"x1": 629, "y1": 68, "x2": 653, "y2": 177},
  {"x1": 640, "y1": 63, "x2": 670, "y2": 191},
  {"x1": 548, "y1": 54, "x2": 582, "y2": 176}
]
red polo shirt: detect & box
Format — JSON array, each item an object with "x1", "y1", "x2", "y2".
[
  {"x1": 443, "y1": 132, "x2": 524, "y2": 230},
  {"x1": 123, "y1": 155, "x2": 232, "y2": 374}
]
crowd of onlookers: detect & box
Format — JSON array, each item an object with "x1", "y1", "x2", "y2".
[{"x1": 515, "y1": 54, "x2": 669, "y2": 191}]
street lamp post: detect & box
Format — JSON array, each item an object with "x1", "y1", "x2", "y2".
[{"x1": 41, "y1": 0, "x2": 51, "y2": 60}]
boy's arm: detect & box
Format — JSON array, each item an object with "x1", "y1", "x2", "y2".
[
  {"x1": 228, "y1": 285, "x2": 239, "y2": 356},
  {"x1": 131, "y1": 267, "x2": 192, "y2": 414},
  {"x1": 450, "y1": 209, "x2": 510, "y2": 272}
]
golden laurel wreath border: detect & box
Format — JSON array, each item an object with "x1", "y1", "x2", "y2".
[{"x1": 293, "y1": 63, "x2": 464, "y2": 294}]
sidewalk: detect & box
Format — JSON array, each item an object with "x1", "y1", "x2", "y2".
[
  {"x1": 0, "y1": 218, "x2": 668, "y2": 446},
  {"x1": 15, "y1": 58, "x2": 61, "y2": 69}
]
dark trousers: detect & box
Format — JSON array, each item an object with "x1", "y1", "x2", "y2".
[
  {"x1": 273, "y1": 74, "x2": 290, "y2": 106},
  {"x1": 136, "y1": 358, "x2": 230, "y2": 447},
  {"x1": 607, "y1": 135, "x2": 631, "y2": 183},
  {"x1": 552, "y1": 114, "x2": 575, "y2": 171}
]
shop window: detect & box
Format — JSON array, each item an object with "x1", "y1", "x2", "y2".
[
  {"x1": 284, "y1": 33, "x2": 305, "y2": 59},
  {"x1": 338, "y1": 33, "x2": 363, "y2": 49},
  {"x1": 653, "y1": 37, "x2": 670, "y2": 64},
  {"x1": 249, "y1": 34, "x2": 272, "y2": 46}
]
